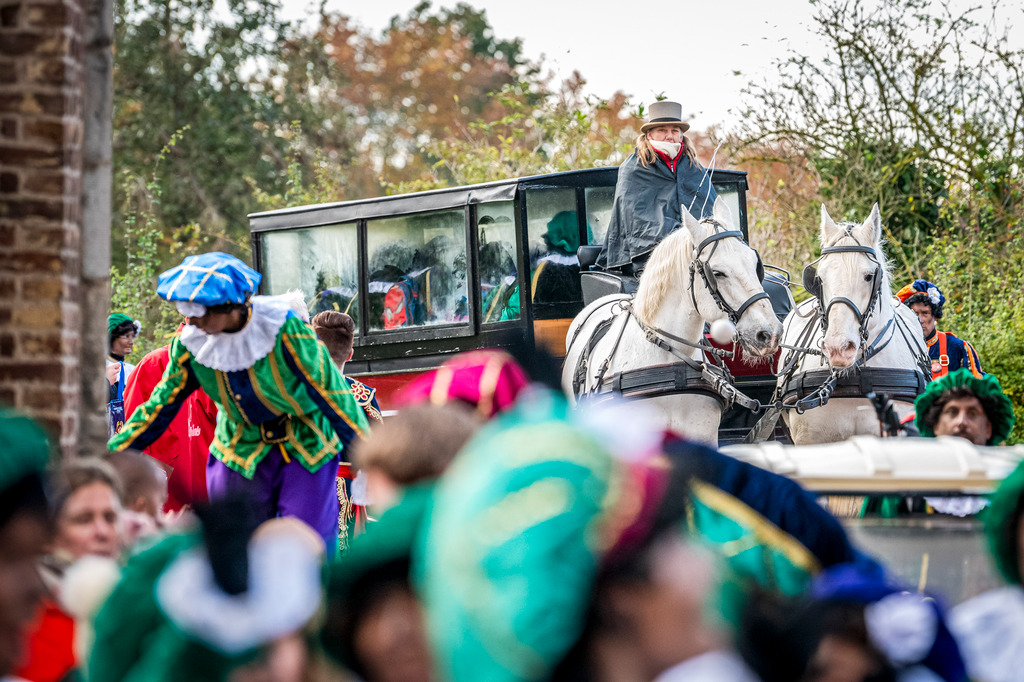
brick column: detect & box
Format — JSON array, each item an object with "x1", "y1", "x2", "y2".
[{"x1": 0, "y1": 0, "x2": 86, "y2": 455}]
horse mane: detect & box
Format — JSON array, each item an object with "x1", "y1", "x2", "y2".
[{"x1": 633, "y1": 227, "x2": 694, "y2": 324}]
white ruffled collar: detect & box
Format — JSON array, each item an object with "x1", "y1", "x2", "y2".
[{"x1": 180, "y1": 294, "x2": 303, "y2": 372}]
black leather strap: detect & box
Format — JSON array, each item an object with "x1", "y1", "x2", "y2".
[
  {"x1": 596, "y1": 361, "x2": 726, "y2": 409},
  {"x1": 783, "y1": 366, "x2": 927, "y2": 407}
]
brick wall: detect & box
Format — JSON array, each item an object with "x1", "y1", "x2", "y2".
[{"x1": 0, "y1": 0, "x2": 85, "y2": 455}]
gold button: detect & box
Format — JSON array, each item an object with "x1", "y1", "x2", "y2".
[
  {"x1": 266, "y1": 431, "x2": 273, "y2": 438},
  {"x1": 235, "y1": 394, "x2": 242, "y2": 400}
]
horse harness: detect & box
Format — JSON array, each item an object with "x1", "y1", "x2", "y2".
[
  {"x1": 690, "y1": 221, "x2": 769, "y2": 325},
  {"x1": 571, "y1": 220, "x2": 769, "y2": 412},
  {"x1": 747, "y1": 227, "x2": 931, "y2": 438}
]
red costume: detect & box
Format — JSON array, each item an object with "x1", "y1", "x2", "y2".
[{"x1": 123, "y1": 344, "x2": 217, "y2": 511}]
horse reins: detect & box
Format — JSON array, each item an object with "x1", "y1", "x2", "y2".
[
  {"x1": 579, "y1": 220, "x2": 771, "y2": 411},
  {"x1": 689, "y1": 220, "x2": 770, "y2": 326}
]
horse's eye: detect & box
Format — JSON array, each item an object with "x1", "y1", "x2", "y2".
[
  {"x1": 863, "y1": 273, "x2": 874, "y2": 282},
  {"x1": 712, "y1": 271, "x2": 726, "y2": 279}
]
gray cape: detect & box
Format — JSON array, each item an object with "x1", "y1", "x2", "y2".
[{"x1": 598, "y1": 150, "x2": 718, "y2": 269}]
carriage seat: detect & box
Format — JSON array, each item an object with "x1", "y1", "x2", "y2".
[
  {"x1": 578, "y1": 245, "x2": 603, "y2": 270},
  {"x1": 580, "y1": 271, "x2": 639, "y2": 306},
  {"x1": 578, "y1": 246, "x2": 639, "y2": 305}
]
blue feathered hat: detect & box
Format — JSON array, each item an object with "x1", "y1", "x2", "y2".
[
  {"x1": 812, "y1": 562, "x2": 968, "y2": 682},
  {"x1": 157, "y1": 252, "x2": 261, "y2": 316},
  {"x1": 896, "y1": 279, "x2": 945, "y2": 319}
]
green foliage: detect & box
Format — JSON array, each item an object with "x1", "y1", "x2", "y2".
[
  {"x1": 110, "y1": 129, "x2": 192, "y2": 359},
  {"x1": 247, "y1": 122, "x2": 347, "y2": 211},
  {"x1": 737, "y1": 0, "x2": 1024, "y2": 440},
  {"x1": 113, "y1": 0, "x2": 328, "y2": 270},
  {"x1": 920, "y1": 187, "x2": 1024, "y2": 444}
]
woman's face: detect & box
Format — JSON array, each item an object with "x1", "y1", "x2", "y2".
[
  {"x1": 54, "y1": 481, "x2": 123, "y2": 560},
  {"x1": 648, "y1": 125, "x2": 684, "y2": 143},
  {"x1": 110, "y1": 332, "x2": 135, "y2": 357}
]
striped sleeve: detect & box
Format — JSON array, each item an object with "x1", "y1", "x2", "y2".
[
  {"x1": 278, "y1": 316, "x2": 369, "y2": 450},
  {"x1": 109, "y1": 338, "x2": 200, "y2": 452}
]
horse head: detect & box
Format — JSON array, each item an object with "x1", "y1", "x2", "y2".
[
  {"x1": 637, "y1": 198, "x2": 781, "y2": 358},
  {"x1": 806, "y1": 203, "x2": 890, "y2": 368}
]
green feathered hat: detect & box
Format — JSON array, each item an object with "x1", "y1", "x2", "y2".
[
  {"x1": 0, "y1": 408, "x2": 51, "y2": 529},
  {"x1": 915, "y1": 369, "x2": 1015, "y2": 445},
  {"x1": 0, "y1": 407, "x2": 51, "y2": 494},
  {"x1": 418, "y1": 391, "x2": 615, "y2": 682},
  {"x1": 983, "y1": 459, "x2": 1024, "y2": 585}
]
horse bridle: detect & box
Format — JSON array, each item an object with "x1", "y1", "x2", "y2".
[
  {"x1": 801, "y1": 227, "x2": 883, "y2": 346},
  {"x1": 689, "y1": 219, "x2": 769, "y2": 325}
]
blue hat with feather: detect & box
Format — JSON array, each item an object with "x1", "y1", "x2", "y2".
[{"x1": 157, "y1": 252, "x2": 261, "y2": 317}]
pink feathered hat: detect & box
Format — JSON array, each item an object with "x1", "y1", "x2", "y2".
[{"x1": 396, "y1": 349, "x2": 530, "y2": 420}]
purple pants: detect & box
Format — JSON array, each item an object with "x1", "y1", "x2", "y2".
[{"x1": 206, "y1": 448, "x2": 339, "y2": 549}]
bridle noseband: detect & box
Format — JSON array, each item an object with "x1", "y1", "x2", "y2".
[
  {"x1": 802, "y1": 228, "x2": 883, "y2": 345},
  {"x1": 688, "y1": 220, "x2": 769, "y2": 325}
]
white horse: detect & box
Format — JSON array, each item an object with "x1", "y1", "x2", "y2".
[
  {"x1": 562, "y1": 199, "x2": 782, "y2": 446},
  {"x1": 779, "y1": 204, "x2": 929, "y2": 445}
]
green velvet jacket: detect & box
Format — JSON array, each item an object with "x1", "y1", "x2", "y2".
[{"x1": 109, "y1": 313, "x2": 369, "y2": 478}]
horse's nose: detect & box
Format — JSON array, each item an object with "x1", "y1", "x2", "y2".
[
  {"x1": 756, "y1": 330, "x2": 773, "y2": 347},
  {"x1": 824, "y1": 339, "x2": 858, "y2": 367}
]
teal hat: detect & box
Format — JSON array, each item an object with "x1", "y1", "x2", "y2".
[
  {"x1": 915, "y1": 369, "x2": 1016, "y2": 445},
  {"x1": 984, "y1": 459, "x2": 1024, "y2": 585},
  {"x1": 108, "y1": 313, "x2": 133, "y2": 335},
  {"x1": 0, "y1": 408, "x2": 51, "y2": 495},
  {"x1": 418, "y1": 391, "x2": 615, "y2": 682}
]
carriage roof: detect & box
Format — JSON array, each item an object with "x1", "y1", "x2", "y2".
[{"x1": 248, "y1": 167, "x2": 749, "y2": 233}]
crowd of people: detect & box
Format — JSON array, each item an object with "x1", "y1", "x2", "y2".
[
  {"x1": 4, "y1": 332, "x2": 1024, "y2": 682},
  {"x1": 2, "y1": 100, "x2": 1018, "y2": 682}
]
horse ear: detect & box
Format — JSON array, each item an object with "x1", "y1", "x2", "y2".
[
  {"x1": 819, "y1": 203, "x2": 839, "y2": 243},
  {"x1": 861, "y1": 203, "x2": 882, "y2": 243},
  {"x1": 680, "y1": 205, "x2": 706, "y2": 242},
  {"x1": 712, "y1": 196, "x2": 733, "y2": 228}
]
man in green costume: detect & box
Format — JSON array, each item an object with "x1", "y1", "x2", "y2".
[{"x1": 109, "y1": 252, "x2": 370, "y2": 547}]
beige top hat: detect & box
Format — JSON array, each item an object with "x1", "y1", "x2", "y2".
[{"x1": 640, "y1": 100, "x2": 691, "y2": 134}]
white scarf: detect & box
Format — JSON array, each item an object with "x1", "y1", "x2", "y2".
[{"x1": 650, "y1": 139, "x2": 682, "y2": 160}]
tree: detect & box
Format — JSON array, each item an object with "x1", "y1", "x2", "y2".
[
  {"x1": 113, "y1": 0, "x2": 304, "y2": 266},
  {"x1": 737, "y1": 0, "x2": 1023, "y2": 274},
  {"x1": 388, "y1": 75, "x2": 640, "y2": 193},
  {"x1": 735, "y1": 0, "x2": 1024, "y2": 441}
]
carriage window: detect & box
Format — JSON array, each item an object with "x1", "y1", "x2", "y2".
[
  {"x1": 525, "y1": 188, "x2": 585, "y2": 305},
  {"x1": 366, "y1": 210, "x2": 468, "y2": 332},
  {"x1": 477, "y1": 201, "x2": 520, "y2": 323},
  {"x1": 584, "y1": 186, "x2": 615, "y2": 245},
  {"x1": 712, "y1": 182, "x2": 743, "y2": 233},
  {"x1": 261, "y1": 223, "x2": 360, "y2": 335}
]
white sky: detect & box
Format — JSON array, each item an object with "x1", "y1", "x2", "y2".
[
  {"x1": 280, "y1": 0, "x2": 829, "y2": 128},
  {"x1": 278, "y1": 0, "x2": 1023, "y2": 130}
]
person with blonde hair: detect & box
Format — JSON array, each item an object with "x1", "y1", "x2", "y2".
[{"x1": 599, "y1": 100, "x2": 718, "y2": 274}]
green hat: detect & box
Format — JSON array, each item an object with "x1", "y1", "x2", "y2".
[
  {"x1": 983, "y1": 459, "x2": 1024, "y2": 585},
  {"x1": 418, "y1": 391, "x2": 615, "y2": 682},
  {"x1": 915, "y1": 369, "x2": 1016, "y2": 445},
  {"x1": 0, "y1": 407, "x2": 51, "y2": 494},
  {"x1": 107, "y1": 311, "x2": 139, "y2": 335},
  {"x1": 320, "y1": 484, "x2": 433, "y2": 670}
]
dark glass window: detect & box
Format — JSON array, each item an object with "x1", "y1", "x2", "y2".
[
  {"x1": 261, "y1": 223, "x2": 360, "y2": 334},
  {"x1": 366, "y1": 210, "x2": 468, "y2": 331}
]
